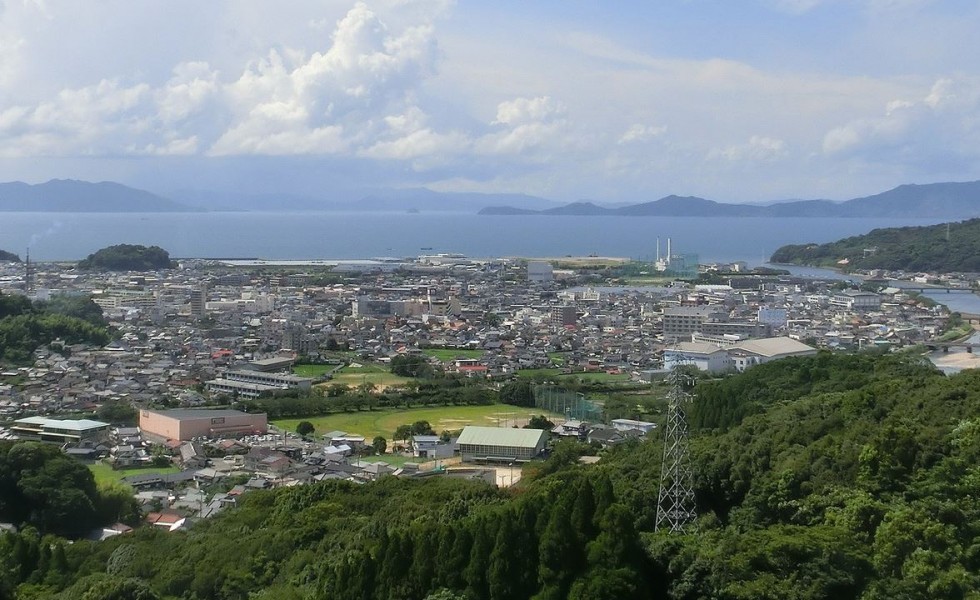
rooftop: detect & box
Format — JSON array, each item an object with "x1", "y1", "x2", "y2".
[
  {"x1": 732, "y1": 336, "x2": 817, "y2": 357},
  {"x1": 143, "y1": 408, "x2": 262, "y2": 420},
  {"x1": 456, "y1": 426, "x2": 547, "y2": 448},
  {"x1": 13, "y1": 416, "x2": 110, "y2": 431}
]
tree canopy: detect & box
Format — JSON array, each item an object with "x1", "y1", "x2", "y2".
[
  {"x1": 0, "y1": 442, "x2": 138, "y2": 538},
  {"x1": 5, "y1": 352, "x2": 980, "y2": 598},
  {"x1": 0, "y1": 292, "x2": 110, "y2": 364},
  {"x1": 76, "y1": 244, "x2": 175, "y2": 271},
  {"x1": 770, "y1": 217, "x2": 980, "y2": 272}
]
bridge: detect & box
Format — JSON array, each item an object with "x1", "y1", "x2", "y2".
[
  {"x1": 925, "y1": 342, "x2": 980, "y2": 353},
  {"x1": 899, "y1": 286, "x2": 977, "y2": 294}
]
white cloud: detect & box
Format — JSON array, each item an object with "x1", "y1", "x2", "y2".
[
  {"x1": 0, "y1": 78, "x2": 151, "y2": 156},
  {"x1": 156, "y1": 62, "x2": 219, "y2": 123},
  {"x1": 476, "y1": 96, "x2": 567, "y2": 156},
  {"x1": 209, "y1": 2, "x2": 439, "y2": 156},
  {"x1": 131, "y1": 136, "x2": 200, "y2": 156},
  {"x1": 0, "y1": 2, "x2": 451, "y2": 160},
  {"x1": 0, "y1": 0, "x2": 977, "y2": 202},
  {"x1": 822, "y1": 77, "x2": 980, "y2": 161},
  {"x1": 492, "y1": 96, "x2": 564, "y2": 126},
  {"x1": 713, "y1": 136, "x2": 788, "y2": 162},
  {"x1": 618, "y1": 124, "x2": 666, "y2": 144},
  {"x1": 359, "y1": 106, "x2": 468, "y2": 162}
]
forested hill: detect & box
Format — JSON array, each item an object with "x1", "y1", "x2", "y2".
[
  {"x1": 0, "y1": 249, "x2": 20, "y2": 262},
  {"x1": 77, "y1": 244, "x2": 175, "y2": 271},
  {"x1": 770, "y1": 217, "x2": 980, "y2": 272},
  {"x1": 0, "y1": 292, "x2": 109, "y2": 363},
  {"x1": 3, "y1": 351, "x2": 980, "y2": 598}
]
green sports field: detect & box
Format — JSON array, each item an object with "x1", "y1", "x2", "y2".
[
  {"x1": 88, "y1": 462, "x2": 180, "y2": 486},
  {"x1": 421, "y1": 348, "x2": 485, "y2": 361},
  {"x1": 292, "y1": 364, "x2": 335, "y2": 378},
  {"x1": 273, "y1": 403, "x2": 558, "y2": 441}
]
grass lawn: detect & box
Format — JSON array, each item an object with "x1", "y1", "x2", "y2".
[
  {"x1": 292, "y1": 364, "x2": 336, "y2": 378},
  {"x1": 516, "y1": 368, "x2": 565, "y2": 379},
  {"x1": 547, "y1": 352, "x2": 567, "y2": 366},
  {"x1": 273, "y1": 403, "x2": 558, "y2": 441},
  {"x1": 88, "y1": 462, "x2": 181, "y2": 486},
  {"x1": 421, "y1": 348, "x2": 485, "y2": 361}
]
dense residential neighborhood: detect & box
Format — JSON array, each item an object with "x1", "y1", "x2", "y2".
[{"x1": 0, "y1": 254, "x2": 972, "y2": 536}]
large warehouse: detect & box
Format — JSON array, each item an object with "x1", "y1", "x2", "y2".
[
  {"x1": 139, "y1": 409, "x2": 267, "y2": 441},
  {"x1": 456, "y1": 426, "x2": 548, "y2": 463}
]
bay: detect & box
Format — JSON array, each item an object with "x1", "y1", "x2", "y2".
[{"x1": 0, "y1": 212, "x2": 950, "y2": 263}]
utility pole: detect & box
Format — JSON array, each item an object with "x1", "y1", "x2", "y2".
[{"x1": 655, "y1": 367, "x2": 697, "y2": 533}]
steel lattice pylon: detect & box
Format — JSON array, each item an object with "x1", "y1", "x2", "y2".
[{"x1": 655, "y1": 368, "x2": 697, "y2": 533}]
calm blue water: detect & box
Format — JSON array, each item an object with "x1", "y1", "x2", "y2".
[{"x1": 0, "y1": 212, "x2": 951, "y2": 263}]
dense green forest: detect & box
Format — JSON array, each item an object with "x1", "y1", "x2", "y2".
[
  {"x1": 770, "y1": 217, "x2": 980, "y2": 272},
  {"x1": 0, "y1": 292, "x2": 110, "y2": 363},
  {"x1": 0, "y1": 249, "x2": 20, "y2": 262},
  {"x1": 76, "y1": 244, "x2": 175, "y2": 271},
  {"x1": 3, "y1": 351, "x2": 980, "y2": 598},
  {"x1": 0, "y1": 443, "x2": 140, "y2": 537}
]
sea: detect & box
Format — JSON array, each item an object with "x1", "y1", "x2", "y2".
[{"x1": 0, "y1": 212, "x2": 954, "y2": 265}]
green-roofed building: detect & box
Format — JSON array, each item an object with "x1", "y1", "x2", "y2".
[{"x1": 456, "y1": 425, "x2": 548, "y2": 463}]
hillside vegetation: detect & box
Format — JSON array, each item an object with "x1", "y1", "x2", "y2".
[
  {"x1": 76, "y1": 244, "x2": 175, "y2": 271},
  {"x1": 0, "y1": 250, "x2": 20, "y2": 262},
  {"x1": 0, "y1": 292, "x2": 109, "y2": 363},
  {"x1": 2, "y1": 351, "x2": 980, "y2": 598},
  {"x1": 770, "y1": 218, "x2": 980, "y2": 272}
]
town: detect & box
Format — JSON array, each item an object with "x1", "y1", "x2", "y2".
[{"x1": 0, "y1": 252, "x2": 971, "y2": 537}]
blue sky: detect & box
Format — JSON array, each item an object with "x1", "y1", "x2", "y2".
[{"x1": 0, "y1": 0, "x2": 978, "y2": 204}]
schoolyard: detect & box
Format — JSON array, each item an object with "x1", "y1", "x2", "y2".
[{"x1": 272, "y1": 403, "x2": 558, "y2": 441}]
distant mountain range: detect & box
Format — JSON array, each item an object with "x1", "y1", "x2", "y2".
[
  {"x1": 0, "y1": 180, "x2": 197, "y2": 212},
  {"x1": 480, "y1": 181, "x2": 980, "y2": 219},
  {"x1": 3, "y1": 178, "x2": 980, "y2": 218},
  {"x1": 172, "y1": 187, "x2": 563, "y2": 212}
]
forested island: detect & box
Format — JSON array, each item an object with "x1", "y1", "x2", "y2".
[
  {"x1": 770, "y1": 218, "x2": 980, "y2": 272},
  {"x1": 1, "y1": 351, "x2": 977, "y2": 598},
  {"x1": 77, "y1": 244, "x2": 175, "y2": 271},
  {"x1": 0, "y1": 293, "x2": 110, "y2": 364}
]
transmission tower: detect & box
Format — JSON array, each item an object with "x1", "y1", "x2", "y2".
[
  {"x1": 24, "y1": 248, "x2": 33, "y2": 294},
  {"x1": 655, "y1": 367, "x2": 697, "y2": 533}
]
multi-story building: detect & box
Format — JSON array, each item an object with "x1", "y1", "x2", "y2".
[
  {"x1": 662, "y1": 306, "x2": 728, "y2": 340},
  {"x1": 92, "y1": 288, "x2": 157, "y2": 311},
  {"x1": 11, "y1": 417, "x2": 111, "y2": 444},
  {"x1": 551, "y1": 305, "x2": 577, "y2": 327},
  {"x1": 206, "y1": 370, "x2": 313, "y2": 399},
  {"x1": 829, "y1": 291, "x2": 881, "y2": 311},
  {"x1": 189, "y1": 284, "x2": 208, "y2": 317}
]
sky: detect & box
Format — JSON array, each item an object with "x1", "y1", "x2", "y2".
[{"x1": 0, "y1": 0, "x2": 979, "y2": 204}]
